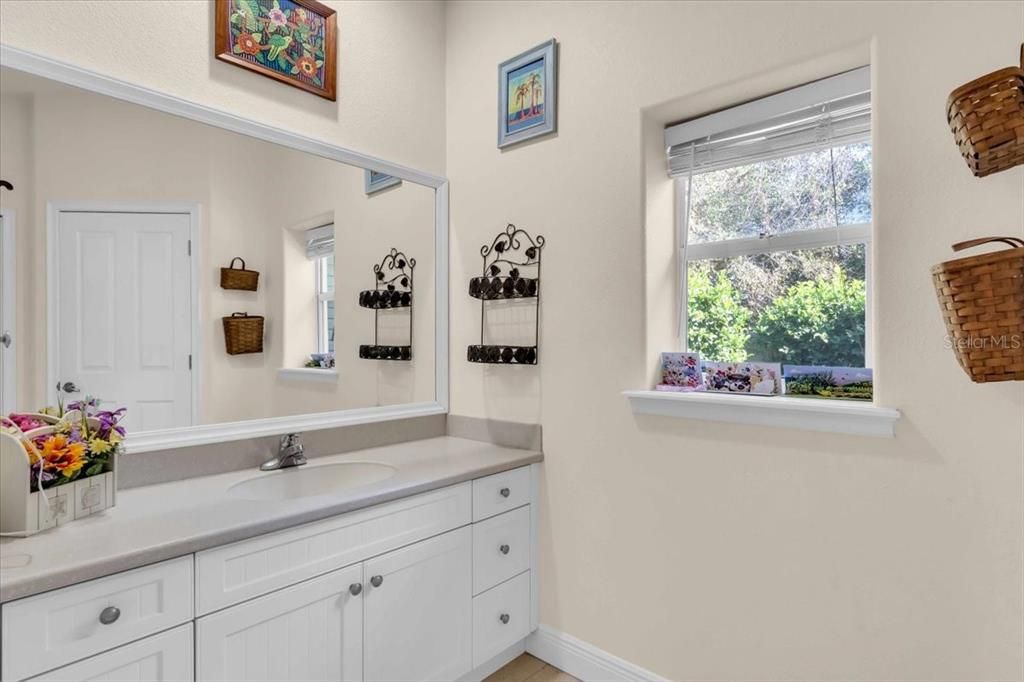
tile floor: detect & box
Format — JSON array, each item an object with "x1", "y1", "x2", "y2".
[{"x1": 483, "y1": 653, "x2": 579, "y2": 682}]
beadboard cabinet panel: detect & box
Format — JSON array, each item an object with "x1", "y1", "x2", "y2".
[
  {"x1": 364, "y1": 527, "x2": 473, "y2": 682},
  {"x1": 195, "y1": 482, "x2": 471, "y2": 614},
  {"x1": 27, "y1": 624, "x2": 194, "y2": 682},
  {"x1": 195, "y1": 563, "x2": 363, "y2": 682}
]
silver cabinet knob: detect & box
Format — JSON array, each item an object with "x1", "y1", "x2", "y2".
[
  {"x1": 99, "y1": 606, "x2": 120, "y2": 625},
  {"x1": 499, "y1": 544, "x2": 510, "y2": 555},
  {"x1": 499, "y1": 613, "x2": 510, "y2": 625},
  {"x1": 499, "y1": 487, "x2": 510, "y2": 498},
  {"x1": 349, "y1": 583, "x2": 362, "y2": 596},
  {"x1": 370, "y1": 575, "x2": 383, "y2": 588}
]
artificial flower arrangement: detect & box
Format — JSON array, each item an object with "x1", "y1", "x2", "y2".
[
  {"x1": 1, "y1": 383, "x2": 126, "y2": 492},
  {"x1": 0, "y1": 382, "x2": 125, "y2": 535},
  {"x1": 305, "y1": 352, "x2": 335, "y2": 369}
]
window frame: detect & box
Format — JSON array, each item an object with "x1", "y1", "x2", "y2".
[
  {"x1": 675, "y1": 153, "x2": 874, "y2": 368},
  {"x1": 315, "y1": 254, "x2": 334, "y2": 354}
]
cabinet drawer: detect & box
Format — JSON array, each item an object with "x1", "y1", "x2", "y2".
[
  {"x1": 1, "y1": 556, "x2": 194, "y2": 682},
  {"x1": 472, "y1": 506, "x2": 530, "y2": 595},
  {"x1": 196, "y1": 482, "x2": 471, "y2": 614},
  {"x1": 472, "y1": 466, "x2": 530, "y2": 522},
  {"x1": 472, "y1": 571, "x2": 530, "y2": 668},
  {"x1": 27, "y1": 624, "x2": 194, "y2": 681}
]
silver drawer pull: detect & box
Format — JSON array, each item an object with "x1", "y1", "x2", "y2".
[
  {"x1": 499, "y1": 487, "x2": 510, "y2": 498},
  {"x1": 499, "y1": 613, "x2": 510, "y2": 625},
  {"x1": 98, "y1": 606, "x2": 120, "y2": 625},
  {"x1": 370, "y1": 575, "x2": 383, "y2": 588},
  {"x1": 499, "y1": 544, "x2": 510, "y2": 555},
  {"x1": 349, "y1": 583, "x2": 363, "y2": 596}
]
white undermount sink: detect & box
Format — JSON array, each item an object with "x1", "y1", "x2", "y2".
[{"x1": 227, "y1": 461, "x2": 397, "y2": 501}]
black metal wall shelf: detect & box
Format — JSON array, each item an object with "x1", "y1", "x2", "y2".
[
  {"x1": 360, "y1": 248, "x2": 414, "y2": 361},
  {"x1": 467, "y1": 224, "x2": 544, "y2": 366},
  {"x1": 360, "y1": 345, "x2": 412, "y2": 361}
]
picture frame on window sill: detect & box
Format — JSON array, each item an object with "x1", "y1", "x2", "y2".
[
  {"x1": 365, "y1": 170, "x2": 402, "y2": 195},
  {"x1": 498, "y1": 39, "x2": 558, "y2": 148}
]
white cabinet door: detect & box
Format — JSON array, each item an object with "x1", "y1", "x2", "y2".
[
  {"x1": 196, "y1": 563, "x2": 362, "y2": 682},
  {"x1": 363, "y1": 526, "x2": 472, "y2": 682},
  {"x1": 27, "y1": 625, "x2": 194, "y2": 682}
]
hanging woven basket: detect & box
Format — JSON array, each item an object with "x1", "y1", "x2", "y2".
[
  {"x1": 931, "y1": 237, "x2": 1024, "y2": 383},
  {"x1": 222, "y1": 312, "x2": 264, "y2": 355},
  {"x1": 946, "y1": 44, "x2": 1024, "y2": 177},
  {"x1": 220, "y1": 257, "x2": 259, "y2": 291}
]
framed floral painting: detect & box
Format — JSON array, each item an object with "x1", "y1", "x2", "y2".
[
  {"x1": 498, "y1": 39, "x2": 558, "y2": 148},
  {"x1": 215, "y1": 0, "x2": 337, "y2": 101}
]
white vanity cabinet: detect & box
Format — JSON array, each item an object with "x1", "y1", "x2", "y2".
[
  {"x1": 0, "y1": 464, "x2": 538, "y2": 682},
  {"x1": 196, "y1": 563, "x2": 364, "y2": 682}
]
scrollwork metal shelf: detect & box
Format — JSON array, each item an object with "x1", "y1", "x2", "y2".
[
  {"x1": 359, "y1": 248, "x2": 414, "y2": 361},
  {"x1": 467, "y1": 224, "x2": 544, "y2": 365}
]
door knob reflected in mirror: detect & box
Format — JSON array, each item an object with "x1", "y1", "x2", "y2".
[{"x1": 370, "y1": 575, "x2": 383, "y2": 587}]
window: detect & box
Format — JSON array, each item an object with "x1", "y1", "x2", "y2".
[
  {"x1": 305, "y1": 223, "x2": 335, "y2": 354},
  {"x1": 316, "y1": 254, "x2": 335, "y2": 353},
  {"x1": 667, "y1": 67, "x2": 872, "y2": 368}
]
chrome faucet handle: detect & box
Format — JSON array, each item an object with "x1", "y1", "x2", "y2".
[{"x1": 279, "y1": 433, "x2": 301, "y2": 449}]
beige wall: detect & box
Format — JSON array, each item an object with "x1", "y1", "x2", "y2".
[{"x1": 446, "y1": 1, "x2": 1023, "y2": 680}]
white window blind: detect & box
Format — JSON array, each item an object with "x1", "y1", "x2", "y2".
[
  {"x1": 665, "y1": 66, "x2": 870, "y2": 177},
  {"x1": 305, "y1": 223, "x2": 334, "y2": 259}
]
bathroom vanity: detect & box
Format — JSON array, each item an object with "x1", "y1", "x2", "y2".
[{"x1": 0, "y1": 437, "x2": 541, "y2": 681}]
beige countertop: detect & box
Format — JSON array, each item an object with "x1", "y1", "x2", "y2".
[{"x1": 0, "y1": 436, "x2": 542, "y2": 603}]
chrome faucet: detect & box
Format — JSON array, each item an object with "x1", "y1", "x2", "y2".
[{"x1": 260, "y1": 433, "x2": 307, "y2": 471}]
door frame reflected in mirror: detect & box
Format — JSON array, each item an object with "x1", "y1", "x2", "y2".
[{"x1": 0, "y1": 44, "x2": 449, "y2": 453}]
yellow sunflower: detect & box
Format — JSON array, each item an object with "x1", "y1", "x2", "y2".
[{"x1": 39, "y1": 434, "x2": 88, "y2": 478}]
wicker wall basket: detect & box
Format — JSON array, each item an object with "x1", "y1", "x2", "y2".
[
  {"x1": 932, "y1": 237, "x2": 1024, "y2": 383},
  {"x1": 947, "y1": 44, "x2": 1024, "y2": 177},
  {"x1": 220, "y1": 257, "x2": 260, "y2": 291},
  {"x1": 222, "y1": 312, "x2": 264, "y2": 355}
]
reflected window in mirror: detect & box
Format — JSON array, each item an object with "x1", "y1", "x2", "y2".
[
  {"x1": 306, "y1": 223, "x2": 336, "y2": 355},
  {"x1": 317, "y1": 255, "x2": 335, "y2": 354}
]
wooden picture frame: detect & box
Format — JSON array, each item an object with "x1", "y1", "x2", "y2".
[{"x1": 215, "y1": 0, "x2": 337, "y2": 101}]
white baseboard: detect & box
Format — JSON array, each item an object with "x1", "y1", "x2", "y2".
[{"x1": 527, "y1": 624, "x2": 668, "y2": 682}]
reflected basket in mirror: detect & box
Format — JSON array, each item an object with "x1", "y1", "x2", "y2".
[
  {"x1": 223, "y1": 312, "x2": 264, "y2": 355},
  {"x1": 220, "y1": 257, "x2": 260, "y2": 291}
]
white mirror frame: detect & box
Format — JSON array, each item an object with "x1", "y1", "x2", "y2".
[{"x1": 0, "y1": 44, "x2": 449, "y2": 453}]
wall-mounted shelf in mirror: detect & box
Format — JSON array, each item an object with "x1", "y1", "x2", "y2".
[
  {"x1": 0, "y1": 44, "x2": 448, "y2": 453},
  {"x1": 467, "y1": 224, "x2": 544, "y2": 366},
  {"x1": 359, "y1": 248, "x2": 415, "y2": 362}
]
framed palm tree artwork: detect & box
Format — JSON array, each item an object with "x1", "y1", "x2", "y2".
[
  {"x1": 215, "y1": 0, "x2": 337, "y2": 101},
  {"x1": 498, "y1": 39, "x2": 558, "y2": 148}
]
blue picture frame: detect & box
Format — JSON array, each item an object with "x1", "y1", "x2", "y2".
[
  {"x1": 365, "y1": 170, "x2": 401, "y2": 195},
  {"x1": 498, "y1": 39, "x2": 558, "y2": 148}
]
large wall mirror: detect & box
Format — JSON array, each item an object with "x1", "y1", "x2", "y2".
[{"x1": 0, "y1": 46, "x2": 448, "y2": 452}]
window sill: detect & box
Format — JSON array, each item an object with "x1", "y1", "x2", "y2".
[
  {"x1": 623, "y1": 389, "x2": 900, "y2": 438},
  {"x1": 277, "y1": 367, "x2": 338, "y2": 383}
]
